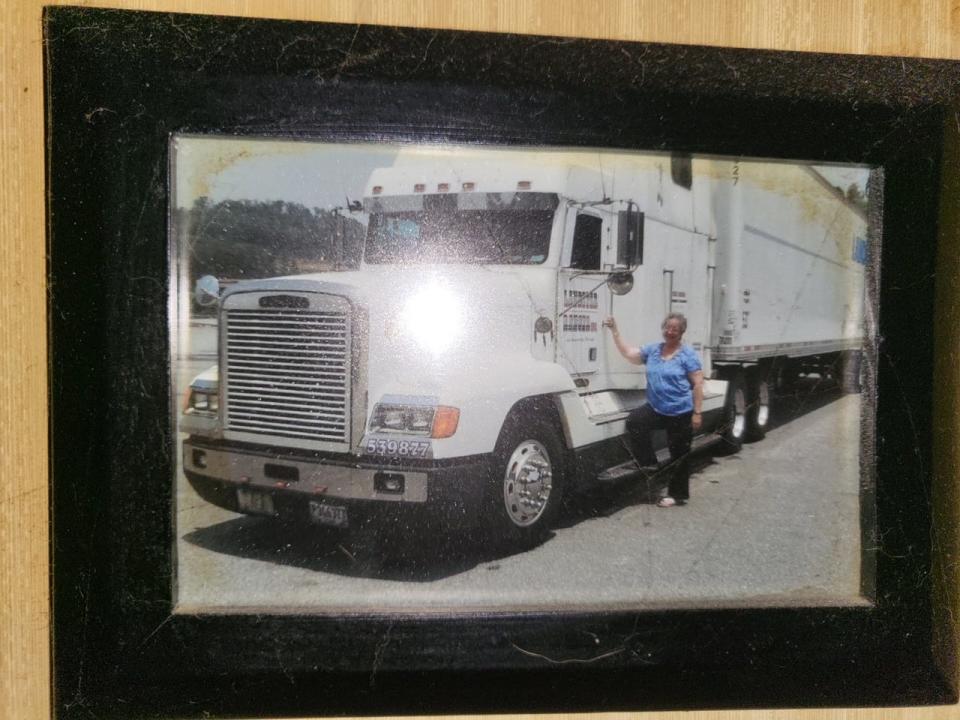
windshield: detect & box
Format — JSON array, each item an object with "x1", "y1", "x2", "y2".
[{"x1": 364, "y1": 192, "x2": 557, "y2": 265}]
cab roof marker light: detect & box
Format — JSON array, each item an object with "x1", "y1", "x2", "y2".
[
  {"x1": 372, "y1": 185, "x2": 383, "y2": 195},
  {"x1": 517, "y1": 180, "x2": 532, "y2": 190},
  {"x1": 438, "y1": 183, "x2": 449, "y2": 192},
  {"x1": 414, "y1": 183, "x2": 426, "y2": 193},
  {"x1": 462, "y1": 182, "x2": 475, "y2": 191}
]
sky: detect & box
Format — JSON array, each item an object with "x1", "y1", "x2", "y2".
[
  {"x1": 172, "y1": 136, "x2": 399, "y2": 210},
  {"x1": 814, "y1": 165, "x2": 872, "y2": 195},
  {"x1": 172, "y1": 135, "x2": 871, "y2": 209}
]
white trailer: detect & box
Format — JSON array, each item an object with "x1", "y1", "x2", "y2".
[{"x1": 181, "y1": 146, "x2": 867, "y2": 546}]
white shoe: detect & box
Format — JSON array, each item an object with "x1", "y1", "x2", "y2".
[{"x1": 657, "y1": 497, "x2": 686, "y2": 508}]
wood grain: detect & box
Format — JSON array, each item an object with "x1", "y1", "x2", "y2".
[{"x1": 3, "y1": 2, "x2": 958, "y2": 719}]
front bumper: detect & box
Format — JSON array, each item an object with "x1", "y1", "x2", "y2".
[{"x1": 182, "y1": 437, "x2": 490, "y2": 527}]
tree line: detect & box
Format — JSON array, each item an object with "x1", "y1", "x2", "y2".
[{"x1": 175, "y1": 198, "x2": 366, "y2": 288}]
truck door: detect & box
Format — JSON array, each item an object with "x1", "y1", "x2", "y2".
[{"x1": 558, "y1": 208, "x2": 613, "y2": 382}]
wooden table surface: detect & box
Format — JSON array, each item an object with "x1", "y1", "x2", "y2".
[{"x1": 3, "y1": 2, "x2": 959, "y2": 719}]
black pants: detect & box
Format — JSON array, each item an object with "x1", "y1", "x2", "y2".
[{"x1": 625, "y1": 404, "x2": 693, "y2": 501}]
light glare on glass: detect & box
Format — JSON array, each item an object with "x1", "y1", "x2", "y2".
[{"x1": 402, "y1": 283, "x2": 463, "y2": 354}]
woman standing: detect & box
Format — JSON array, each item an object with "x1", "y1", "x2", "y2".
[{"x1": 603, "y1": 312, "x2": 704, "y2": 507}]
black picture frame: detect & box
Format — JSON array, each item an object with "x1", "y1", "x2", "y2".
[{"x1": 46, "y1": 6, "x2": 958, "y2": 717}]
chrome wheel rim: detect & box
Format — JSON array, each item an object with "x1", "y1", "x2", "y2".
[{"x1": 502, "y1": 440, "x2": 553, "y2": 527}]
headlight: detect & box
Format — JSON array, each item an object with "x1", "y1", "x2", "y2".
[
  {"x1": 369, "y1": 402, "x2": 460, "y2": 438},
  {"x1": 185, "y1": 389, "x2": 219, "y2": 415}
]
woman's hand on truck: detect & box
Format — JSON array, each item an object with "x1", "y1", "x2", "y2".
[{"x1": 602, "y1": 317, "x2": 618, "y2": 334}]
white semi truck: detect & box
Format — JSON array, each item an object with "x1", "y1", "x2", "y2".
[{"x1": 181, "y1": 146, "x2": 867, "y2": 545}]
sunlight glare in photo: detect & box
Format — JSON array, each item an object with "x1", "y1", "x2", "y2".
[{"x1": 401, "y1": 282, "x2": 464, "y2": 355}]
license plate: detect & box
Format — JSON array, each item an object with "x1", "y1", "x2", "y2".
[
  {"x1": 236, "y1": 488, "x2": 275, "y2": 516},
  {"x1": 309, "y1": 500, "x2": 348, "y2": 528}
]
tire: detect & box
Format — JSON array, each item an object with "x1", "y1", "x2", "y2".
[
  {"x1": 485, "y1": 417, "x2": 566, "y2": 548},
  {"x1": 839, "y1": 350, "x2": 862, "y2": 394},
  {"x1": 717, "y1": 370, "x2": 747, "y2": 455},
  {"x1": 746, "y1": 367, "x2": 771, "y2": 441}
]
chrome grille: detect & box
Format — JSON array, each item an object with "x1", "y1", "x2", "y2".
[{"x1": 224, "y1": 307, "x2": 350, "y2": 444}]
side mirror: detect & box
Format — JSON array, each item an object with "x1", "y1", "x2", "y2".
[
  {"x1": 617, "y1": 206, "x2": 644, "y2": 267},
  {"x1": 607, "y1": 271, "x2": 634, "y2": 296},
  {"x1": 194, "y1": 275, "x2": 220, "y2": 307}
]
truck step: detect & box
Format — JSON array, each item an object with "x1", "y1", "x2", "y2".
[
  {"x1": 596, "y1": 460, "x2": 649, "y2": 483},
  {"x1": 586, "y1": 409, "x2": 630, "y2": 424},
  {"x1": 691, "y1": 432, "x2": 722, "y2": 453},
  {"x1": 595, "y1": 433, "x2": 722, "y2": 483}
]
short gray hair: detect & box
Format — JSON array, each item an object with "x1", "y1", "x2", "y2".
[{"x1": 662, "y1": 312, "x2": 687, "y2": 333}]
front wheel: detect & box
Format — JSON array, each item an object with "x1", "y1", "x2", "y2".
[{"x1": 486, "y1": 419, "x2": 566, "y2": 548}]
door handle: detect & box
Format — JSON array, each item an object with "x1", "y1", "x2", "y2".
[{"x1": 663, "y1": 268, "x2": 675, "y2": 314}]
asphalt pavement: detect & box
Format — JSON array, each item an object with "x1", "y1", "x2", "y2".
[{"x1": 174, "y1": 357, "x2": 865, "y2": 613}]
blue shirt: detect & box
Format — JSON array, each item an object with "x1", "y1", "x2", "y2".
[{"x1": 641, "y1": 343, "x2": 702, "y2": 416}]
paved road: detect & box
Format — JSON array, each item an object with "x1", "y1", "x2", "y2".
[{"x1": 174, "y1": 348, "x2": 865, "y2": 613}]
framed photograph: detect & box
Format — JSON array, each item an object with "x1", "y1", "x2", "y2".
[
  {"x1": 171, "y1": 136, "x2": 873, "y2": 613},
  {"x1": 46, "y1": 6, "x2": 959, "y2": 717}
]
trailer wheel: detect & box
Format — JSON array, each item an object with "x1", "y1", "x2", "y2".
[
  {"x1": 717, "y1": 371, "x2": 747, "y2": 454},
  {"x1": 840, "y1": 350, "x2": 863, "y2": 394},
  {"x1": 486, "y1": 418, "x2": 566, "y2": 548},
  {"x1": 746, "y1": 368, "x2": 771, "y2": 441}
]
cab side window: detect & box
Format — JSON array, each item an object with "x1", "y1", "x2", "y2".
[{"x1": 569, "y1": 213, "x2": 602, "y2": 270}]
